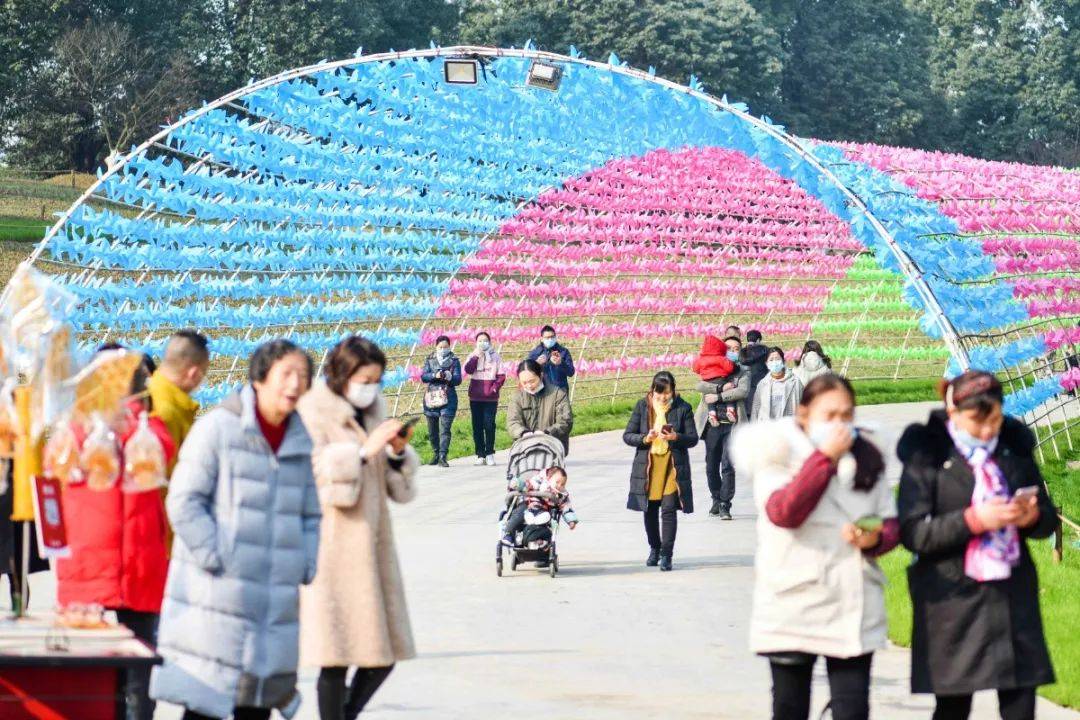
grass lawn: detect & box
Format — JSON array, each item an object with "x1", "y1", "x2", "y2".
[
  {"x1": 0, "y1": 216, "x2": 48, "y2": 242},
  {"x1": 882, "y1": 543, "x2": 1079, "y2": 709},
  {"x1": 881, "y1": 422, "x2": 1080, "y2": 709}
]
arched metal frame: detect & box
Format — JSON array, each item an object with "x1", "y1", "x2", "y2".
[{"x1": 16, "y1": 45, "x2": 972, "y2": 374}]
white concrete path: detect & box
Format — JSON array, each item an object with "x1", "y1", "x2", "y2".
[{"x1": 10, "y1": 401, "x2": 1077, "y2": 719}]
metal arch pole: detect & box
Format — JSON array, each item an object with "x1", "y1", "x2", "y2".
[{"x1": 11, "y1": 44, "x2": 970, "y2": 375}]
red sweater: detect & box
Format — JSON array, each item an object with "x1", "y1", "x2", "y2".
[
  {"x1": 56, "y1": 402, "x2": 177, "y2": 612},
  {"x1": 765, "y1": 449, "x2": 900, "y2": 558}
]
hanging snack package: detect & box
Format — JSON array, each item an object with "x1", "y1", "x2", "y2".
[
  {"x1": 122, "y1": 411, "x2": 166, "y2": 493},
  {"x1": 43, "y1": 414, "x2": 82, "y2": 486},
  {"x1": 0, "y1": 378, "x2": 17, "y2": 459},
  {"x1": 80, "y1": 414, "x2": 120, "y2": 491}
]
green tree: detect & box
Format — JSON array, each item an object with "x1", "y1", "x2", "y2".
[
  {"x1": 775, "y1": 0, "x2": 944, "y2": 148},
  {"x1": 458, "y1": 0, "x2": 783, "y2": 111}
]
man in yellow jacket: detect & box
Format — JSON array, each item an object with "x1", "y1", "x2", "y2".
[
  {"x1": 148, "y1": 331, "x2": 209, "y2": 551},
  {"x1": 148, "y1": 331, "x2": 209, "y2": 465}
]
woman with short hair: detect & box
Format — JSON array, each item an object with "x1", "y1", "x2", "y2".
[{"x1": 152, "y1": 340, "x2": 321, "y2": 720}]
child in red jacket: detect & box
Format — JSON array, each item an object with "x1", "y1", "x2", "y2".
[
  {"x1": 55, "y1": 355, "x2": 175, "y2": 720},
  {"x1": 692, "y1": 335, "x2": 740, "y2": 424}
]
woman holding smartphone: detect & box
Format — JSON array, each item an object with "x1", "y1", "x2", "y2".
[
  {"x1": 897, "y1": 370, "x2": 1056, "y2": 720},
  {"x1": 732, "y1": 374, "x2": 897, "y2": 720},
  {"x1": 296, "y1": 336, "x2": 420, "y2": 719},
  {"x1": 623, "y1": 371, "x2": 698, "y2": 571}
]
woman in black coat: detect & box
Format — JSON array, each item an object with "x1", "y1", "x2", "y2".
[
  {"x1": 897, "y1": 370, "x2": 1056, "y2": 720},
  {"x1": 623, "y1": 371, "x2": 698, "y2": 572}
]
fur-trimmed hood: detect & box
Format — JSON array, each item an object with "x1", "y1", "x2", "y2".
[{"x1": 896, "y1": 408, "x2": 1035, "y2": 465}]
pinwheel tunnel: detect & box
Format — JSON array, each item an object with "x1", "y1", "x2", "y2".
[{"x1": 18, "y1": 47, "x2": 1080, "y2": 457}]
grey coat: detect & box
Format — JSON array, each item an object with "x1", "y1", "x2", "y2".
[
  {"x1": 750, "y1": 373, "x2": 804, "y2": 421},
  {"x1": 150, "y1": 385, "x2": 321, "y2": 719},
  {"x1": 694, "y1": 366, "x2": 750, "y2": 436}
]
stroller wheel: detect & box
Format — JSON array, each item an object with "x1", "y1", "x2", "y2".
[
  {"x1": 496, "y1": 558, "x2": 503, "y2": 577},
  {"x1": 549, "y1": 557, "x2": 557, "y2": 578},
  {"x1": 510, "y1": 554, "x2": 519, "y2": 572}
]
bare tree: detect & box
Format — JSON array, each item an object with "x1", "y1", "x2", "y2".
[{"x1": 10, "y1": 21, "x2": 197, "y2": 171}]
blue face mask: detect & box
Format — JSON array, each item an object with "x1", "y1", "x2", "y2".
[
  {"x1": 948, "y1": 421, "x2": 997, "y2": 451},
  {"x1": 767, "y1": 359, "x2": 785, "y2": 374},
  {"x1": 726, "y1": 351, "x2": 740, "y2": 363},
  {"x1": 542, "y1": 337, "x2": 557, "y2": 349},
  {"x1": 437, "y1": 347, "x2": 450, "y2": 359}
]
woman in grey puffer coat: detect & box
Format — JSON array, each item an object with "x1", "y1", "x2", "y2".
[{"x1": 151, "y1": 341, "x2": 321, "y2": 720}]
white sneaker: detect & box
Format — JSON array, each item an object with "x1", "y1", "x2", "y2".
[
  {"x1": 474, "y1": 457, "x2": 487, "y2": 466},
  {"x1": 486, "y1": 455, "x2": 497, "y2": 466}
]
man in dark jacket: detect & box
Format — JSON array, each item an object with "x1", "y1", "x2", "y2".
[
  {"x1": 527, "y1": 325, "x2": 576, "y2": 392},
  {"x1": 740, "y1": 329, "x2": 769, "y2": 416}
]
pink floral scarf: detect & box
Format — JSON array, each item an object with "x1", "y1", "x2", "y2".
[{"x1": 949, "y1": 424, "x2": 1020, "y2": 581}]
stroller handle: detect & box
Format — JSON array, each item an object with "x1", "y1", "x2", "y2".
[{"x1": 506, "y1": 491, "x2": 558, "y2": 501}]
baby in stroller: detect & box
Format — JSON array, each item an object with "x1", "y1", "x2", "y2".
[{"x1": 501, "y1": 466, "x2": 579, "y2": 548}]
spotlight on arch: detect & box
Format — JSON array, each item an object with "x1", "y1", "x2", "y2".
[
  {"x1": 526, "y1": 60, "x2": 562, "y2": 91},
  {"x1": 444, "y1": 58, "x2": 479, "y2": 85}
]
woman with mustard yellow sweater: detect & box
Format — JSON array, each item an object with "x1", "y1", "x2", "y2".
[{"x1": 623, "y1": 371, "x2": 699, "y2": 571}]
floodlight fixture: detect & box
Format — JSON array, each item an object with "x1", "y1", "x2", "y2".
[
  {"x1": 444, "y1": 59, "x2": 479, "y2": 85},
  {"x1": 526, "y1": 60, "x2": 562, "y2": 91}
]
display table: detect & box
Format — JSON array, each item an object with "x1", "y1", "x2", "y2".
[{"x1": 0, "y1": 615, "x2": 161, "y2": 720}]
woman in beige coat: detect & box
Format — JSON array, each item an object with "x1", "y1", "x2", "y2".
[{"x1": 296, "y1": 336, "x2": 419, "y2": 720}]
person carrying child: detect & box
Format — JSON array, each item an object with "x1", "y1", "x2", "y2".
[
  {"x1": 692, "y1": 335, "x2": 740, "y2": 425},
  {"x1": 501, "y1": 466, "x2": 579, "y2": 547}
]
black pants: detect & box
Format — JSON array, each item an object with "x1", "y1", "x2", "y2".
[
  {"x1": 317, "y1": 665, "x2": 394, "y2": 719},
  {"x1": 426, "y1": 412, "x2": 453, "y2": 458},
  {"x1": 644, "y1": 493, "x2": 678, "y2": 555},
  {"x1": 504, "y1": 504, "x2": 526, "y2": 536},
  {"x1": 933, "y1": 688, "x2": 1036, "y2": 720},
  {"x1": 116, "y1": 609, "x2": 158, "y2": 720},
  {"x1": 470, "y1": 401, "x2": 497, "y2": 458},
  {"x1": 703, "y1": 424, "x2": 735, "y2": 508},
  {"x1": 769, "y1": 653, "x2": 872, "y2": 720},
  {"x1": 181, "y1": 708, "x2": 270, "y2": 720}
]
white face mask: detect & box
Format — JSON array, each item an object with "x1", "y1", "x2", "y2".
[
  {"x1": 525, "y1": 382, "x2": 544, "y2": 396},
  {"x1": 346, "y1": 381, "x2": 379, "y2": 409},
  {"x1": 436, "y1": 347, "x2": 450, "y2": 359},
  {"x1": 807, "y1": 420, "x2": 857, "y2": 447},
  {"x1": 478, "y1": 340, "x2": 491, "y2": 352}
]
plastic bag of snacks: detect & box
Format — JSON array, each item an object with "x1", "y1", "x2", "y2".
[
  {"x1": 44, "y1": 415, "x2": 82, "y2": 486},
  {"x1": 80, "y1": 414, "x2": 120, "y2": 492},
  {"x1": 0, "y1": 378, "x2": 17, "y2": 460},
  {"x1": 122, "y1": 411, "x2": 166, "y2": 493}
]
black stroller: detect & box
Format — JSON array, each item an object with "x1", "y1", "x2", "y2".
[{"x1": 496, "y1": 433, "x2": 567, "y2": 578}]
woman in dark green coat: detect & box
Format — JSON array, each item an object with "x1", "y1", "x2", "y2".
[{"x1": 623, "y1": 371, "x2": 698, "y2": 572}]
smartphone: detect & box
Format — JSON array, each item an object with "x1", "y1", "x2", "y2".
[
  {"x1": 854, "y1": 515, "x2": 884, "y2": 532},
  {"x1": 1013, "y1": 485, "x2": 1040, "y2": 502},
  {"x1": 397, "y1": 415, "x2": 421, "y2": 437},
  {"x1": 661, "y1": 424, "x2": 674, "y2": 434}
]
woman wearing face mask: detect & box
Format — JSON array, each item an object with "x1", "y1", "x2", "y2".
[
  {"x1": 624, "y1": 371, "x2": 699, "y2": 571},
  {"x1": 151, "y1": 340, "x2": 321, "y2": 720},
  {"x1": 897, "y1": 371, "x2": 1056, "y2": 720},
  {"x1": 420, "y1": 335, "x2": 462, "y2": 468},
  {"x1": 751, "y1": 347, "x2": 804, "y2": 422},
  {"x1": 732, "y1": 374, "x2": 897, "y2": 720},
  {"x1": 793, "y1": 340, "x2": 833, "y2": 388},
  {"x1": 296, "y1": 335, "x2": 419, "y2": 720},
  {"x1": 463, "y1": 331, "x2": 505, "y2": 466},
  {"x1": 507, "y1": 359, "x2": 573, "y2": 455}
]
